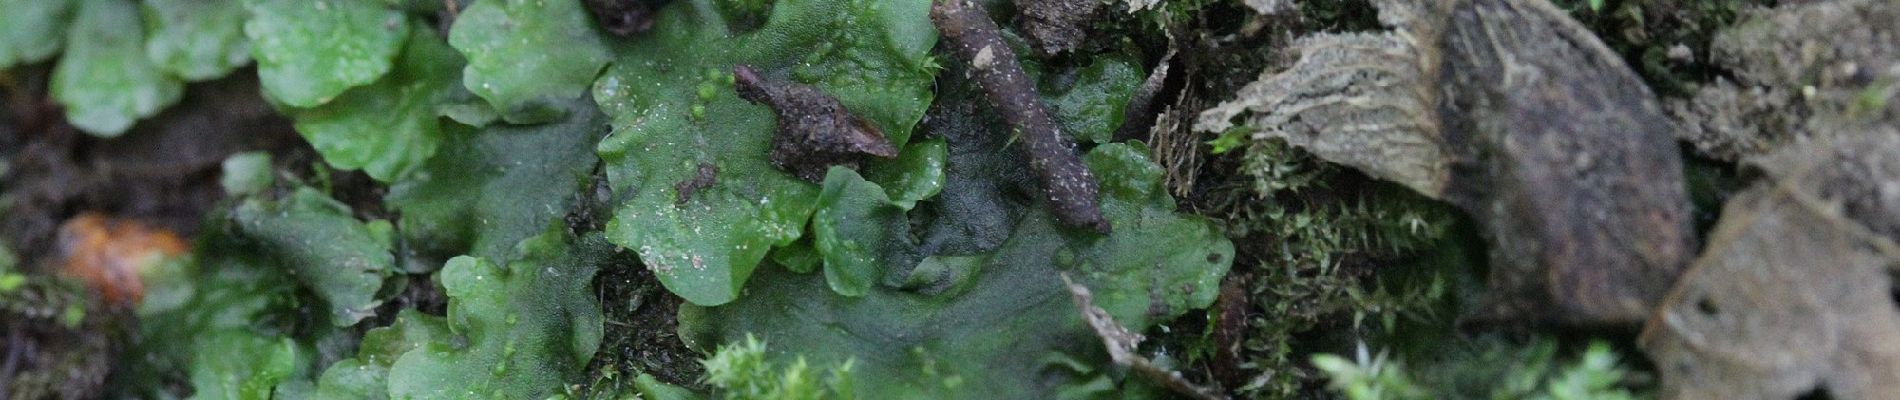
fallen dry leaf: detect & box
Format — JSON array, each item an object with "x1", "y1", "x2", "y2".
[
  {"x1": 1642, "y1": 135, "x2": 1900, "y2": 400},
  {"x1": 56, "y1": 212, "x2": 190, "y2": 306},
  {"x1": 1196, "y1": 0, "x2": 1693, "y2": 325}
]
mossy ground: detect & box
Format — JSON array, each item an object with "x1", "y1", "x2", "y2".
[{"x1": 0, "y1": 0, "x2": 1775, "y2": 398}]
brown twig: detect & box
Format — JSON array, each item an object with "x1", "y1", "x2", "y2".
[
  {"x1": 1061, "y1": 273, "x2": 1227, "y2": 400},
  {"x1": 931, "y1": 0, "x2": 1110, "y2": 233}
]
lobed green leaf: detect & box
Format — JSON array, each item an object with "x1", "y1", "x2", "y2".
[
  {"x1": 144, "y1": 0, "x2": 252, "y2": 81},
  {"x1": 385, "y1": 228, "x2": 608, "y2": 399},
  {"x1": 51, "y1": 0, "x2": 184, "y2": 136},
  {"x1": 231, "y1": 187, "x2": 397, "y2": 326},
  {"x1": 591, "y1": 0, "x2": 937, "y2": 306},
  {"x1": 385, "y1": 96, "x2": 610, "y2": 262},
  {"x1": 0, "y1": 0, "x2": 73, "y2": 68},
  {"x1": 290, "y1": 28, "x2": 461, "y2": 182},
  {"x1": 243, "y1": 0, "x2": 408, "y2": 107},
  {"x1": 681, "y1": 143, "x2": 1234, "y2": 399},
  {"x1": 449, "y1": 0, "x2": 612, "y2": 123}
]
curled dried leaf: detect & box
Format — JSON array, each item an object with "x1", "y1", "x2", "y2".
[{"x1": 1192, "y1": 30, "x2": 1450, "y2": 197}]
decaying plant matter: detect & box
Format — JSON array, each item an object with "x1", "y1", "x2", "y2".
[
  {"x1": 1642, "y1": 134, "x2": 1900, "y2": 400},
  {"x1": 1197, "y1": 0, "x2": 1694, "y2": 325},
  {"x1": 1668, "y1": 0, "x2": 1899, "y2": 161},
  {"x1": 1012, "y1": 0, "x2": 1100, "y2": 56},
  {"x1": 732, "y1": 64, "x2": 899, "y2": 183},
  {"x1": 932, "y1": 0, "x2": 1111, "y2": 233}
]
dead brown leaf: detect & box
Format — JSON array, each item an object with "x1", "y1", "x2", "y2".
[
  {"x1": 1642, "y1": 135, "x2": 1900, "y2": 400},
  {"x1": 1196, "y1": 0, "x2": 1694, "y2": 325}
]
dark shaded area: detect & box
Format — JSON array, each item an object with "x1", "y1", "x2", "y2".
[
  {"x1": 2, "y1": 66, "x2": 303, "y2": 271},
  {"x1": 584, "y1": 251, "x2": 705, "y2": 389},
  {"x1": 584, "y1": 0, "x2": 668, "y2": 36},
  {"x1": 0, "y1": 278, "x2": 126, "y2": 400},
  {"x1": 1012, "y1": 0, "x2": 1101, "y2": 56}
]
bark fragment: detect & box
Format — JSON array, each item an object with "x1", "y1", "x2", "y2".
[
  {"x1": 932, "y1": 0, "x2": 1111, "y2": 233},
  {"x1": 1197, "y1": 0, "x2": 1694, "y2": 325},
  {"x1": 733, "y1": 65, "x2": 898, "y2": 183}
]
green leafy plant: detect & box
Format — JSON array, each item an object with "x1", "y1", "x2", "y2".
[
  {"x1": 1314, "y1": 339, "x2": 1642, "y2": 400},
  {"x1": 449, "y1": 0, "x2": 612, "y2": 123},
  {"x1": 679, "y1": 143, "x2": 1233, "y2": 398},
  {"x1": 52, "y1": 0, "x2": 183, "y2": 136},
  {"x1": 591, "y1": 0, "x2": 937, "y2": 306},
  {"x1": 243, "y1": 0, "x2": 407, "y2": 108},
  {"x1": 701, "y1": 334, "x2": 857, "y2": 400},
  {"x1": 384, "y1": 228, "x2": 609, "y2": 399}
]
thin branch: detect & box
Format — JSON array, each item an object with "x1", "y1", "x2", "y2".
[{"x1": 931, "y1": 0, "x2": 1110, "y2": 233}]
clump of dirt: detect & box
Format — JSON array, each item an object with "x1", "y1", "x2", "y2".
[
  {"x1": 1, "y1": 277, "x2": 128, "y2": 400},
  {"x1": 583, "y1": 250, "x2": 706, "y2": 391},
  {"x1": 3, "y1": 70, "x2": 302, "y2": 271}
]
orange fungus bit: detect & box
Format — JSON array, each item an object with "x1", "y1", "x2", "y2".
[{"x1": 56, "y1": 212, "x2": 190, "y2": 307}]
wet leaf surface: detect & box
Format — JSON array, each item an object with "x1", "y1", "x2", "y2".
[
  {"x1": 144, "y1": 0, "x2": 252, "y2": 81},
  {"x1": 51, "y1": 0, "x2": 185, "y2": 136},
  {"x1": 386, "y1": 228, "x2": 608, "y2": 399},
  {"x1": 307, "y1": 309, "x2": 451, "y2": 399},
  {"x1": 1042, "y1": 56, "x2": 1143, "y2": 145},
  {"x1": 591, "y1": 0, "x2": 935, "y2": 306},
  {"x1": 385, "y1": 96, "x2": 610, "y2": 262},
  {"x1": 243, "y1": 0, "x2": 408, "y2": 107},
  {"x1": 680, "y1": 143, "x2": 1232, "y2": 399},
  {"x1": 231, "y1": 186, "x2": 396, "y2": 326},
  {"x1": 449, "y1": 0, "x2": 612, "y2": 123},
  {"x1": 290, "y1": 29, "x2": 462, "y2": 182}
]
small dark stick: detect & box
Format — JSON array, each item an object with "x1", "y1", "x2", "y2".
[{"x1": 931, "y1": 0, "x2": 1111, "y2": 233}]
